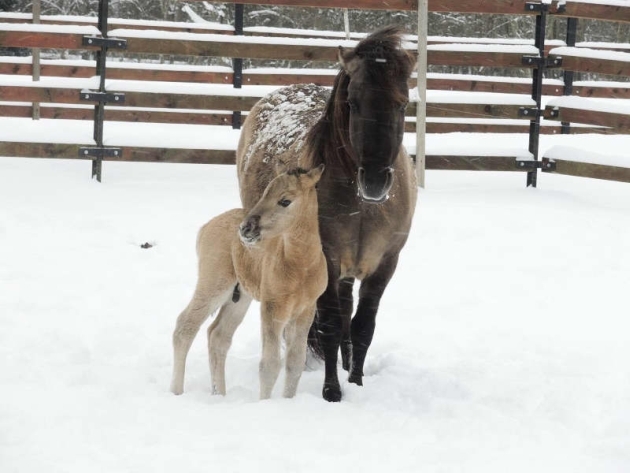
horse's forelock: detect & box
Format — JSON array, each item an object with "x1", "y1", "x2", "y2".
[{"x1": 305, "y1": 26, "x2": 413, "y2": 177}]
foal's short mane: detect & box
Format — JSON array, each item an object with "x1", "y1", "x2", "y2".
[
  {"x1": 286, "y1": 167, "x2": 309, "y2": 177},
  {"x1": 305, "y1": 25, "x2": 415, "y2": 178}
]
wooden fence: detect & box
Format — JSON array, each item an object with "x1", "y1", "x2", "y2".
[{"x1": 0, "y1": 0, "x2": 629, "y2": 184}]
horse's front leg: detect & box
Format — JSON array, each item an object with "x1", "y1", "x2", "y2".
[
  {"x1": 316, "y1": 280, "x2": 344, "y2": 402},
  {"x1": 339, "y1": 277, "x2": 355, "y2": 372},
  {"x1": 349, "y1": 254, "x2": 399, "y2": 386}
]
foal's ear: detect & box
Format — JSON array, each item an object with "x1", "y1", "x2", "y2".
[{"x1": 306, "y1": 164, "x2": 325, "y2": 185}]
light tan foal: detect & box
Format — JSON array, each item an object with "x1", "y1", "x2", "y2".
[{"x1": 170, "y1": 165, "x2": 327, "y2": 399}]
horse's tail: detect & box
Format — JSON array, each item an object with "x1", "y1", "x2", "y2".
[{"x1": 307, "y1": 314, "x2": 325, "y2": 360}]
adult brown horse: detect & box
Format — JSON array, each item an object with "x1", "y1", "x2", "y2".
[{"x1": 236, "y1": 25, "x2": 418, "y2": 402}]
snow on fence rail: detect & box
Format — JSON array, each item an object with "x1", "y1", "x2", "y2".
[{"x1": 1, "y1": 0, "x2": 630, "y2": 184}]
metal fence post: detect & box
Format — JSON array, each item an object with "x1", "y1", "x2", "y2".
[
  {"x1": 561, "y1": 17, "x2": 578, "y2": 135},
  {"x1": 78, "y1": 0, "x2": 126, "y2": 182},
  {"x1": 232, "y1": 4, "x2": 244, "y2": 129},
  {"x1": 32, "y1": 0, "x2": 40, "y2": 120},
  {"x1": 526, "y1": 3, "x2": 549, "y2": 188},
  {"x1": 416, "y1": 0, "x2": 428, "y2": 189}
]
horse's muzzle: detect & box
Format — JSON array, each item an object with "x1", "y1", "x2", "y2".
[
  {"x1": 239, "y1": 215, "x2": 261, "y2": 245},
  {"x1": 357, "y1": 166, "x2": 394, "y2": 204}
]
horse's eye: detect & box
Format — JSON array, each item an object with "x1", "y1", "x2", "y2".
[
  {"x1": 347, "y1": 100, "x2": 359, "y2": 113},
  {"x1": 400, "y1": 102, "x2": 409, "y2": 113},
  {"x1": 278, "y1": 199, "x2": 292, "y2": 208}
]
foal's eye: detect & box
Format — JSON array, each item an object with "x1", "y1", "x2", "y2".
[{"x1": 278, "y1": 199, "x2": 292, "y2": 208}]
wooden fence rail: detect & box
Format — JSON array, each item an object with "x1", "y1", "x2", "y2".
[{"x1": 1, "y1": 0, "x2": 630, "y2": 184}]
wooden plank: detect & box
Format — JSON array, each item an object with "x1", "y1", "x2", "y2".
[
  {"x1": 107, "y1": 148, "x2": 235, "y2": 165},
  {"x1": 0, "y1": 142, "x2": 85, "y2": 159},
  {"x1": 244, "y1": 72, "x2": 336, "y2": 86},
  {"x1": 428, "y1": 49, "x2": 535, "y2": 68},
  {"x1": 121, "y1": 91, "x2": 260, "y2": 111},
  {"x1": 0, "y1": 105, "x2": 234, "y2": 125},
  {"x1": 558, "y1": 55, "x2": 630, "y2": 77},
  {"x1": 550, "y1": 1, "x2": 630, "y2": 23},
  {"x1": 571, "y1": 85, "x2": 630, "y2": 100},
  {"x1": 0, "y1": 85, "x2": 260, "y2": 110},
  {"x1": 0, "y1": 141, "x2": 235, "y2": 165},
  {"x1": 0, "y1": 86, "x2": 80, "y2": 104},
  {"x1": 425, "y1": 155, "x2": 526, "y2": 171},
  {"x1": 544, "y1": 105, "x2": 630, "y2": 132},
  {"x1": 188, "y1": 0, "x2": 538, "y2": 15},
  {"x1": 427, "y1": 77, "x2": 563, "y2": 95},
  {"x1": 543, "y1": 158, "x2": 630, "y2": 183},
  {"x1": 122, "y1": 35, "x2": 340, "y2": 62},
  {"x1": 423, "y1": 103, "x2": 533, "y2": 120},
  {"x1": 0, "y1": 30, "x2": 91, "y2": 50},
  {"x1": 182, "y1": 0, "x2": 417, "y2": 11}
]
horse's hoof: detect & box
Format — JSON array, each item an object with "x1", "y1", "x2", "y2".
[
  {"x1": 322, "y1": 384, "x2": 342, "y2": 402},
  {"x1": 348, "y1": 373, "x2": 363, "y2": 386}
]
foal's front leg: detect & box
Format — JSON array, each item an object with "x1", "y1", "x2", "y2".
[
  {"x1": 283, "y1": 305, "x2": 317, "y2": 398},
  {"x1": 259, "y1": 300, "x2": 288, "y2": 400}
]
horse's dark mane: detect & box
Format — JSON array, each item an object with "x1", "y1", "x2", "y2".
[{"x1": 305, "y1": 25, "x2": 414, "y2": 178}]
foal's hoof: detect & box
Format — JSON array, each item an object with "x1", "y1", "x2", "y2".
[
  {"x1": 322, "y1": 384, "x2": 342, "y2": 402},
  {"x1": 348, "y1": 373, "x2": 363, "y2": 386}
]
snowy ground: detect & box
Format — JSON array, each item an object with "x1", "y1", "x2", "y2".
[{"x1": 1, "y1": 155, "x2": 629, "y2": 472}]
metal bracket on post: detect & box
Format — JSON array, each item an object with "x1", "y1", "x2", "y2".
[
  {"x1": 547, "y1": 107, "x2": 560, "y2": 119},
  {"x1": 516, "y1": 159, "x2": 556, "y2": 171},
  {"x1": 522, "y1": 55, "x2": 563, "y2": 68},
  {"x1": 80, "y1": 91, "x2": 125, "y2": 104},
  {"x1": 518, "y1": 107, "x2": 539, "y2": 118},
  {"x1": 541, "y1": 158, "x2": 557, "y2": 172},
  {"x1": 82, "y1": 36, "x2": 127, "y2": 50},
  {"x1": 78, "y1": 147, "x2": 122, "y2": 159},
  {"x1": 525, "y1": 2, "x2": 546, "y2": 13}
]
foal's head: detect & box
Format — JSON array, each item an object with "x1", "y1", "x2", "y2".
[
  {"x1": 239, "y1": 165, "x2": 324, "y2": 246},
  {"x1": 338, "y1": 25, "x2": 416, "y2": 203}
]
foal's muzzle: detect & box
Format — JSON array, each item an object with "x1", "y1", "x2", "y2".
[
  {"x1": 357, "y1": 166, "x2": 394, "y2": 204},
  {"x1": 239, "y1": 214, "x2": 261, "y2": 245}
]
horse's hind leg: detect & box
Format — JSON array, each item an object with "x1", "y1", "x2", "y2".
[
  {"x1": 207, "y1": 290, "x2": 253, "y2": 395},
  {"x1": 283, "y1": 305, "x2": 317, "y2": 398},
  {"x1": 349, "y1": 254, "x2": 399, "y2": 386},
  {"x1": 171, "y1": 287, "x2": 230, "y2": 395}
]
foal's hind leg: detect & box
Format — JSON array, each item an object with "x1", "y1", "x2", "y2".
[
  {"x1": 283, "y1": 305, "x2": 317, "y2": 398},
  {"x1": 171, "y1": 287, "x2": 231, "y2": 395},
  {"x1": 207, "y1": 290, "x2": 253, "y2": 395}
]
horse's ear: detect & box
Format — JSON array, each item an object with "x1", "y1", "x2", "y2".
[
  {"x1": 407, "y1": 50, "x2": 419, "y2": 72},
  {"x1": 307, "y1": 164, "x2": 325, "y2": 185},
  {"x1": 338, "y1": 46, "x2": 359, "y2": 75}
]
